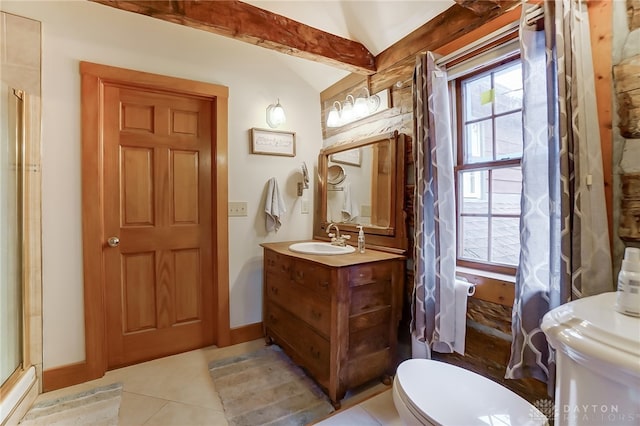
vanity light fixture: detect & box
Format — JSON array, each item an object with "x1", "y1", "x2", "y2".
[
  {"x1": 325, "y1": 87, "x2": 382, "y2": 128},
  {"x1": 266, "y1": 99, "x2": 286, "y2": 128}
]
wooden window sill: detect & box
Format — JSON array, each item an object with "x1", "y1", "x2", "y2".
[{"x1": 457, "y1": 266, "x2": 515, "y2": 307}]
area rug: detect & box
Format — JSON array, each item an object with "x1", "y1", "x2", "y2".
[
  {"x1": 19, "y1": 382, "x2": 122, "y2": 426},
  {"x1": 208, "y1": 345, "x2": 334, "y2": 426}
]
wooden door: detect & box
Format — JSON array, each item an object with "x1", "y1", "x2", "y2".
[{"x1": 102, "y1": 85, "x2": 214, "y2": 368}]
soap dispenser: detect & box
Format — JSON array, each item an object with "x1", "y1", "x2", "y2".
[
  {"x1": 616, "y1": 247, "x2": 640, "y2": 317},
  {"x1": 357, "y1": 225, "x2": 365, "y2": 253}
]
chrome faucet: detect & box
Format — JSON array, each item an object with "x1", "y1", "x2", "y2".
[{"x1": 327, "y1": 222, "x2": 351, "y2": 246}]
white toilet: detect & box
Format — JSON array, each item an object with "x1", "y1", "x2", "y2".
[
  {"x1": 541, "y1": 292, "x2": 640, "y2": 425},
  {"x1": 392, "y1": 359, "x2": 547, "y2": 426}
]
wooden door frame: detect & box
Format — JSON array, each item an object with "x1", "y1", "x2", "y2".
[{"x1": 78, "y1": 61, "x2": 230, "y2": 383}]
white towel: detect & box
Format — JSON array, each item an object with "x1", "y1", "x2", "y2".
[
  {"x1": 452, "y1": 278, "x2": 475, "y2": 355},
  {"x1": 340, "y1": 183, "x2": 360, "y2": 222},
  {"x1": 265, "y1": 177, "x2": 286, "y2": 232}
]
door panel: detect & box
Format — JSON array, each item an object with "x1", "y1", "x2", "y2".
[
  {"x1": 122, "y1": 252, "x2": 157, "y2": 333},
  {"x1": 171, "y1": 150, "x2": 199, "y2": 224},
  {"x1": 104, "y1": 84, "x2": 214, "y2": 368},
  {"x1": 174, "y1": 248, "x2": 201, "y2": 322},
  {"x1": 121, "y1": 147, "x2": 155, "y2": 226}
]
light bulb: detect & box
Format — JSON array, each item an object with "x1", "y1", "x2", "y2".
[
  {"x1": 353, "y1": 96, "x2": 368, "y2": 119},
  {"x1": 266, "y1": 99, "x2": 286, "y2": 128},
  {"x1": 326, "y1": 101, "x2": 342, "y2": 128},
  {"x1": 341, "y1": 95, "x2": 355, "y2": 124}
]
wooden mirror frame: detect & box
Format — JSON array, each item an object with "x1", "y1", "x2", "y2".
[{"x1": 313, "y1": 131, "x2": 408, "y2": 254}]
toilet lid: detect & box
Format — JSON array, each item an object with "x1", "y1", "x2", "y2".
[{"x1": 395, "y1": 359, "x2": 546, "y2": 426}]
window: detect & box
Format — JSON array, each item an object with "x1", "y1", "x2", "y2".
[{"x1": 453, "y1": 57, "x2": 523, "y2": 275}]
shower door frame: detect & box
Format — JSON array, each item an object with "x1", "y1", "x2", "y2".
[{"x1": 0, "y1": 84, "x2": 43, "y2": 425}]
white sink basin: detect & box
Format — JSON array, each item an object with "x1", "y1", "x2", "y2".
[{"x1": 288, "y1": 242, "x2": 355, "y2": 255}]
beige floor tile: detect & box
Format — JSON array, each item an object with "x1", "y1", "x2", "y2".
[
  {"x1": 103, "y1": 352, "x2": 222, "y2": 409},
  {"x1": 142, "y1": 401, "x2": 228, "y2": 426},
  {"x1": 340, "y1": 381, "x2": 390, "y2": 410},
  {"x1": 315, "y1": 405, "x2": 381, "y2": 426},
  {"x1": 118, "y1": 391, "x2": 168, "y2": 426},
  {"x1": 359, "y1": 389, "x2": 403, "y2": 426}
]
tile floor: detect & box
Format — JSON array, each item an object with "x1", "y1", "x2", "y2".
[{"x1": 29, "y1": 339, "x2": 402, "y2": 425}]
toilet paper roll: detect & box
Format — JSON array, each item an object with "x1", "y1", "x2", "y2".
[{"x1": 453, "y1": 279, "x2": 475, "y2": 355}]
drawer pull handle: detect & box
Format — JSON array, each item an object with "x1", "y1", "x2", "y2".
[
  {"x1": 311, "y1": 310, "x2": 322, "y2": 320},
  {"x1": 319, "y1": 281, "x2": 329, "y2": 289},
  {"x1": 271, "y1": 286, "x2": 279, "y2": 295}
]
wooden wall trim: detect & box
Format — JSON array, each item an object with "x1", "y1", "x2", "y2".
[
  {"x1": 42, "y1": 362, "x2": 88, "y2": 393},
  {"x1": 457, "y1": 270, "x2": 516, "y2": 307},
  {"x1": 215, "y1": 93, "x2": 231, "y2": 347},
  {"x1": 229, "y1": 322, "x2": 264, "y2": 345},
  {"x1": 588, "y1": 0, "x2": 614, "y2": 240}
]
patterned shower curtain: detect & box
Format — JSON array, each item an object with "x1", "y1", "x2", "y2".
[
  {"x1": 507, "y1": 0, "x2": 613, "y2": 389},
  {"x1": 411, "y1": 52, "x2": 457, "y2": 358}
]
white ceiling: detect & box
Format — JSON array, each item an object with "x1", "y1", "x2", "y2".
[
  {"x1": 245, "y1": 0, "x2": 454, "y2": 56},
  {"x1": 244, "y1": 0, "x2": 455, "y2": 90}
]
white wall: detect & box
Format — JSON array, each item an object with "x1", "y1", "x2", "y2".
[{"x1": 2, "y1": 0, "x2": 328, "y2": 369}]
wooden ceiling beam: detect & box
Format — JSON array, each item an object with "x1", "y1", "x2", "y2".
[
  {"x1": 453, "y1": 0, "x2": 502, "y2": 15},
  {"x1": 89, "y1": 0, "x2": 377, "y2": 74},
  {"x1": 375, "y1": 1, "x2": 521, "y2": 73}
]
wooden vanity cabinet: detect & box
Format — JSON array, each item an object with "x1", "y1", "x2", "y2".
[{"x1": 261, "y1": 241, "x2": 405, "y2": 407}]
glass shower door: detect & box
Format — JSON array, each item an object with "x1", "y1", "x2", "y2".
[{"x1": 0, "y1": 81, "x2": 24, "y2": 387}]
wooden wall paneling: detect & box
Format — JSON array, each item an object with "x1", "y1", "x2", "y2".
[
  {"x1": 613, "y1": 55, "x2": 640, "y2": 139},
  {"x1": 588, "y1": 0, "x2": 614, "y2": 240},
  {"x1": 432, "y1": 327, "x2": 548, "y2": 405},
  {"x1": 629, "y1": 0, "x2": 640, "y2": 30}
]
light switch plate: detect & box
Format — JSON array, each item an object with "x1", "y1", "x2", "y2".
[
  {"x1": 229, "y1": 201, "x2": 248, "y2": 217},
  {"x1": 301, "y1": 199, "x2": 309, "y2": 214}
]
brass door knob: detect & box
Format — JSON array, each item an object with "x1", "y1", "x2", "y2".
[{"x1": 107, "y1": 236, "x2": 120, "y2": 247}]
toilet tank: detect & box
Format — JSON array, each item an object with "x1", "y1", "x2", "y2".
[{"x1": 541, "y1": 292, "x2": 640, "y2": 425}]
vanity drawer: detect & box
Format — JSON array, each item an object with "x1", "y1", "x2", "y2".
[
  {"x1": 349, "y1": 306, "x2": 391, "y2": 333},
  {"x1": 348, "y1": 263, "x2": 392, "y2": 287},
  {"x1": 350, "y1": 281, "x2": 391, "y2": 316},
  {"x1": 265, "y1": 303, "x2": 330, "y2": 381},
  {"x1": 291, "y1": 261, "x2": 332, "y2": 296},
  {"x1": 264, "y1": 250, "x2": 292, "y2": 279},
  {"x1": 265, "y1": 273, "x2": 331, "y2": 338},
  {"x1": 349, "y1": 324, "x2": 390, "y2": 359}
]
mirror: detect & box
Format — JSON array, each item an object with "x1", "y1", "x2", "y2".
[{"x1": 314, "y1": 131, "x2": 408, "y2": 253}]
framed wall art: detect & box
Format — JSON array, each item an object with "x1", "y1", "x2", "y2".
[{"x1": 250, "y1": 128, "x2": 296, "y2": 157}]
